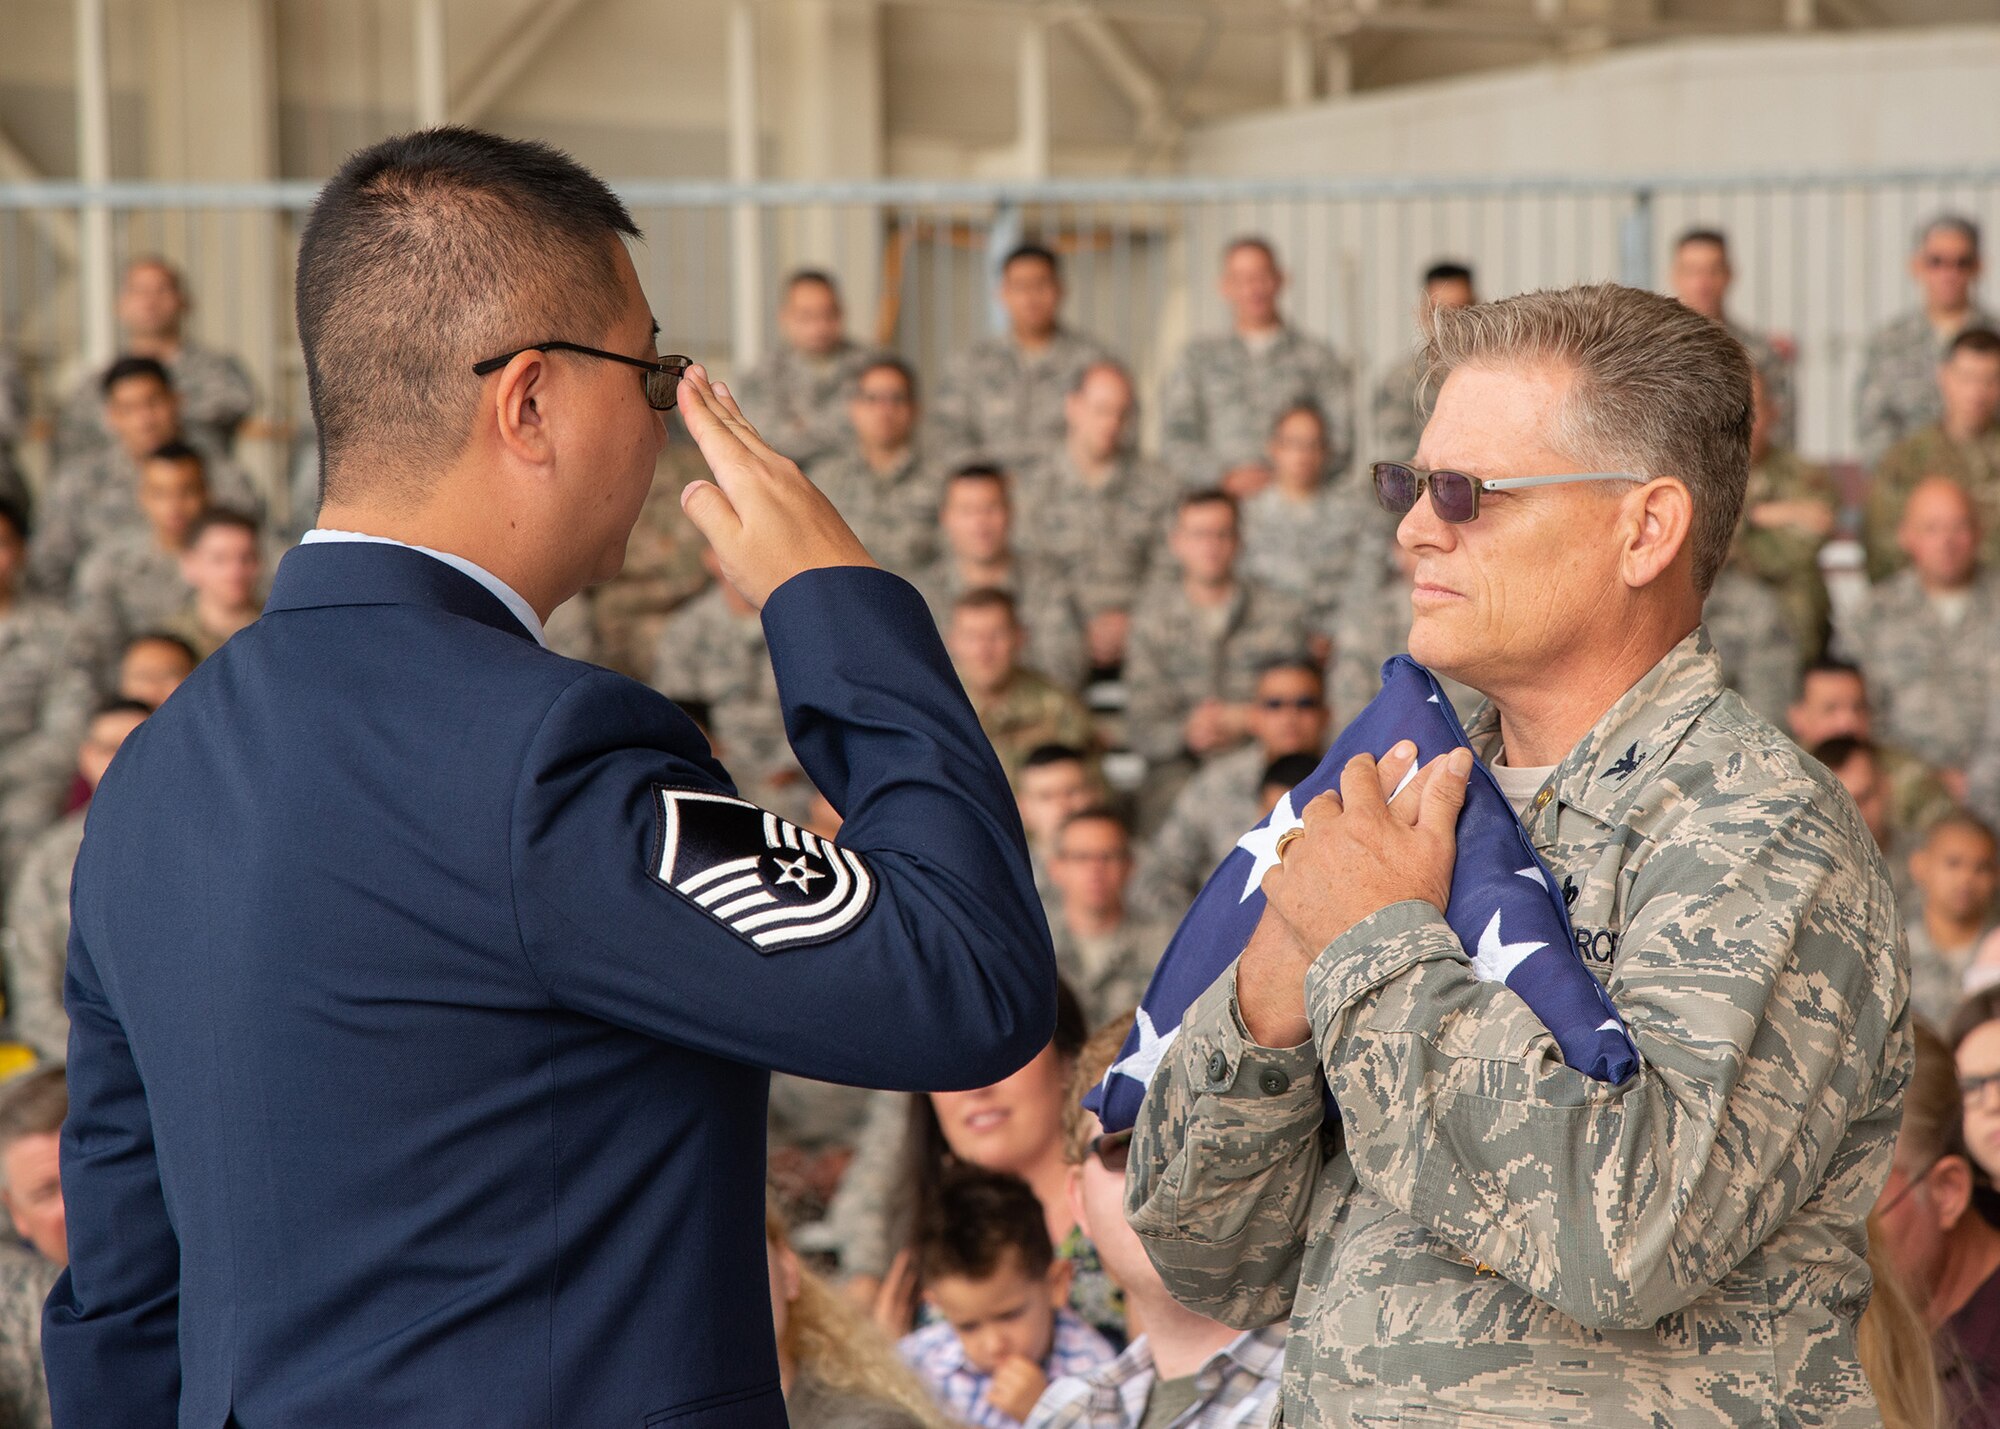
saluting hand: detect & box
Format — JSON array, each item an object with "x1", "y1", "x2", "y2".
[{"x1": 676, "y1": 364, "x2": 878, "y2": 608}]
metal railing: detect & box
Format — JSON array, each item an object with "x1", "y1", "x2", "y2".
[{"x1": 3, "y1": 167, "x2": 1998, "y2": 520}]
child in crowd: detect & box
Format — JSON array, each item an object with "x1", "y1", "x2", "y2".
[
  {"x1": 899, "y1": 1166, "x2": 1114, "y2": 1429},
  {"x1": 169, "y1": 507, "x2": 264, "y2": 660},
  {"x1": 1906, "y1": 810, "x2": 2000, "y2": 1028}
]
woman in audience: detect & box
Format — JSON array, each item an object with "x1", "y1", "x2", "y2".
[{"x1": 767, "y1": 1201, "x2": 948, "y2": 1429}]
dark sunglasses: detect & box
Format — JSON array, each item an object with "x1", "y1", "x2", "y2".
[
  {"x1": 472, "y1": 341, "x2": 692, "y2": 411},
  {"x1": 1086, "y1": 1129, "x2": 1131, "y2": 1175},
  {"x1": 1258, "y1": 697, "x2": 1321, "y2": 712},
  {"x1": 1924, "y1": 254, "x2": 1980, "y2": 271},
  {"x1": 1370, "y1": 461, "x2": 1640, "y2": 524}
]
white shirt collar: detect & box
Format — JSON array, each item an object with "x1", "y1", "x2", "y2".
[{"x1": 300, "y1": 528, "x2": 548, "y2": 647}]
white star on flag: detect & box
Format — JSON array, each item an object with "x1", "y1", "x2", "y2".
[
  {"x1": 1514, "y1": 865, "x2": 1547, "y2": 888},
  {"x1": 1106, "y1": 1007, "x2": 1180, "y2": 1088},
  {"x1": 1235, "y1": 790, "x2": 1302, "y2": 902},
  {"x1": 1468, "y1": 908, "x2": 1546, "y2": 982}
]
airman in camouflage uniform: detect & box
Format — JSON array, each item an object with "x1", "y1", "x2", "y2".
[
  {"x1": 1328, "y1": 543, "x2": 1481, "y2": 727},
  {"x1": 1127, "y1": 630, "x2": 1910, "y2": 1428},
  {"x1": 806, "y1": 445, "x2": 942, "y2": 576},
  {"x1": 586, "y1": 442, "x2": 713, "y2": 681},
  {"x1": 733, "y1": 271, "x2": 872, "y2": 468},
  {"x1": 912, "y1": 553, "x2": 1088, "y2": 693},
  {"x1": 1123, "y1": 581, "x2": 1311, "y2": 769},
  {"x1": 1733, "y1": 437, "x2": 1835, "y2": 663},
  {"x1": 1855, "y1": 216, "x2": 1993, "y2": 463},
  {"x1": 1130, "y1": 743, "x2": 1268, "y2": 922},
  {"x1": 0, "y1": 1241, "x2": 57, "y2": 1429},
  {"x1": 1161, "y1": 239, "x2": 1354, "y2": 490},
  {"x1": 1012, "y1": 417, "x2": 1176, "y2": 623},
  {"x1": 1372, "y1": 263, "x2": 1479, "y2": 462},
  {"x1": 0, "y1": 598, "x2": 91, "y2": 886},
  {"x1": 1239, "y1": 483, "x2": 1386, "y2": 646},
  {"x1": 969, "y1": 669, "x2": 1096, "y2": 783},
  {"x1": 1702, "y1": 563, "x2": 1800, "y2": 726},
  {"x1": 931, "y1": 244, "x2": 1109, "y2": 474},
  {"x1": 1845, "y1": 568, "x2": 2000, "y2": 781},
  {"x1": 1, "y1": 809, "x2": 84, "y2": 1061},
  {"x1": 1864, "y1": 420, "x2": 2000, "y2": 581},
  {"x1": 69, "y1": 531, "x2": 191, "y2": 689}
]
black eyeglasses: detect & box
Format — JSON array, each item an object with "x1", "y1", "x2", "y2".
[
  {"x1": 1924, "y1": 254, "x2": 1980, "y2": 272},
  {"x1": 1086, "y1": 1129, "x2": 1131, "y2": 1175},
  {"x1": 1961, "y1": 1070, "x2": 2000, "y2": 1106},
  {"x1": 1371, "y1": 461, "x2": 1641, "y2": 524},
  {"x1": 471, "y1": 341, "x2": 691, "y2": 411},
  {"x1": 1258, "y1": 697, "x2": 1321, "y2": 712}
]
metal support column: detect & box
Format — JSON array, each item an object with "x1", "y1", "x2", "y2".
[
  {"x1": 728, "y1": 1, "x2": 765, "y2": 370},
  {"x1": 75, "y1": 0, "x2": 114, "y2": 368}
]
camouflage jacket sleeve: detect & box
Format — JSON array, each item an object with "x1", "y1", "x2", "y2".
[
  {"x1": 1957, "y1": 640, "x2": 2000, "y2": 829},
  {"x1": 1854, "y1": 335, "x2": 1904, "y2": 469},
  {"x1": 1308, "y1": 349, "x2": 1355, "y2": 481},
  {"x1": 1157, "y1": 353, "x2": 1214, "y2": 489},
  {"x1": 1862, "y1": 443, "x2": 1919, "y2": 583},
  {"x1": 2, "y1": 833, "x2": 75, "y2": 1062},
  {"x1": 1303, "y1": 794, "x2": 1906, "y2": 1330},
  {"x1": 1119, "y1": 606, "x2": 1189, "y2": 765},
  {"x1": 926, "y1": 350, "x2": 983, "y2": 473},
  {"x1": 1125, "y1": 970, "x2": 1327, "y2": 1329}
]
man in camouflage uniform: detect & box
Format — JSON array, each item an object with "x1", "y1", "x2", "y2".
[
  {"x1": 2, "y1": 700, "x2": 149, "y2": 1060},
  {"x1": 1160, "y1": 238, "x2": 1353, "y2": 494},
  {"x1": 1123, "y1": 492, "x2": 1311, "y2": 771},
  {"x1": 1857, "y1": 214, "x2": 1995, "y2": 464},
  {"x1": 0, "y1": 1067, "x2": 65, "y2": 1429},
  {"x1": 947, "y1": 588, "x2": 1094, "y2": 783},
  {"x1": 734, "y1": 270, "x2": 871, "y2": 469},
  {"x1": 1787, "y1": 657, "x2": 1955, "y2": 851},
  {"x1": 648, "y1": 549, "x2": 802, "y2": 822},
  {"x1": 0, "y1": 501, "x2": 92, "y2": 891},
  {"x1": 1668, "y1": 229, "x2": 1797, "y2": 449},
  {"x1": 1846, "y1": 476, "x2": 2000, "y2": 797},
  {"x1": 1128, "y1": 284, "x2": 1908, "y2": 1428},
  {"x1": 1045, "y1": 809, "x2": 1175, "y2": 1023},
  {"x1": 931, "y1": 244, "x2": 1108, "y2": 476},
  {"x1": 1864, "y1": 327, "x2": 2000, "y2": 580},
  {"x1": 1733, "y1": 369, "x2": 1836, "y2": 662},
  {"x1": 54, "y1": 256, "x2": 255, "y2": 464},
  {"x1": 805, "y1": 356, "x2": 940, "y2": 575},
  {"x1": 1013, "y1": 363, "x2": 1176, "y2": 674},
  {"x1": 1702, "y1": 563, "x2": 1799, "y2": 727},
  {"x1": 68, "y1": 442, "x2": 205, "y2": 688},
  {"x1": 912, "y1": 465, "x2": 1088, "y2": 691},
  {"x1": 1134, "y1": 661, "x2": 1330, "y2": 922},
  {"x1": 1371, "y1": 262, "x2": 1476, "y2": 462},
  {"x1": 29, "y1": 358, "x2": 256, "y2": 599},
  {"x1": 1329, "y1": 541, "x2": 1481, "y2": 727}
]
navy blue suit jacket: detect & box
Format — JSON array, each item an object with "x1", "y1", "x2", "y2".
[{"x1": 44, "y1": 542, "x2": 1055, "y2": 1428}]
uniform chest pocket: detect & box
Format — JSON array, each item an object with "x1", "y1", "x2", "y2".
[{"x1": 1549, "y1": 839, "x2": 1640, "y2": 984}]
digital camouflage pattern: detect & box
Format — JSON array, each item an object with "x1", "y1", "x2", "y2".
[
  {"x1": 1370, "y1": 354, "x2": 1427, "y2": 465},
  {"x1": 68, "y1": 531, "x2": 189, "y2": 690},
  {"x1": 967, "y1": 669, "x2": 1096, "y2": 783},
  {"x1": 816, "y1": 1088, "x2": 912, "y2": 1279},
  {"x1": 585, "y1": 443, "x2": 713, "y2": 681},
  {"x1": 1847, "y1": 567, "x2": 2000, "y2": 775},
  {"x1": 1903, "y1": 916, "x2": 1987, "y2": 1034},
  {"x1": 27, "y1": 441, "x2": 257, "y2": 599},
  {"x1": 1160, "y1": 328, "x2": 1354, "y2": 489},
  {"x1": 1862, "y1": 422, "x2": 2000, "y2": 581},
  {"x1": 806, "y1": 445, "x2": 944, "y2": 576},
  {"x1": 55, "y1": 340, "x2": 256, "y2": 465},
  {"x1": 1, "y1": 809, "x2": 84, "y2": 1061},
  {"x1": 911, "y1": 553, "x2": 1089, "y2": 692},
  {"x1": 930, "y1": 328, "x2": 1109, "y2": 475},
  {"x1": 0, "y1": 1242, "x2": 58, "y2": 1429},
  {"x1": 1132, "y1": 742, "x2": 1272, "y2": 922},
  {"x1": 1238, "y1": 484, "x2": 1389, "y2": 643},
  {"x1": 1855, "y1": 307, "x2": 1997, "y2": 466},
  {"x1": 1126, "y1": 630, "x2": 1911, "y2": 1428},
  {"x1": 1123, "y1": 582, "x2": 1311, "y2": 767},
  {"x1": 648, "y1": 583, "x2": 800, "y2": 809},
  {"x1": 732, "y1": 340, "x2": 871, "y2": 469},
  {"x1": 1732, "y1": 445, "x2": 1835, "y2": 664},
  {"x1": 1702, "y1": 565, "x2": 1800, "y2": 726},
  {"x1": 1012, "y1": 450, "x2": 1177, "y2": 621},
  {"x1": 1048, "y1": 913, "x2": 1176, "y2": 1026},
  {"x1": 0, "y1": 602, "x2": 91, "y2": 885}
]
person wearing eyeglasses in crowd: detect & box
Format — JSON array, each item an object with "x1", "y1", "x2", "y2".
[
  {"x1": 1126, "y1": 283, "x2": 1909, "y2": 1427},
  {"x1": 1858, "y1": 214, "x2": 1995, "y2": 464},
  {"x1": 47, "y1": 127, "x2": 1056, "y2": 1429}
]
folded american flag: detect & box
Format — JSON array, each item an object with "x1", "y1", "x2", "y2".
[{"x1": 1087, "y1": 656, "x2": 1640, "y2": 1134}]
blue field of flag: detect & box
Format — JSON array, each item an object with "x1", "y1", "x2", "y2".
[{"x1": 1086, "y1": 656, "x2": 1640, "y2": 1133}]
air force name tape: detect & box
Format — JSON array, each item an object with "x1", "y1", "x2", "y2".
[{"x1": 650, "y1": 786, "x2": 876, "y2": 950}]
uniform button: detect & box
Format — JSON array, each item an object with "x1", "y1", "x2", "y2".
[
  {"x1": 1532, "y1": 788, "x2": 1553, "y2": 811},
  {"x1": 1258, "y1": 1068, "x2": 1291, "y2": 1096},
  {"x1": 1206, "y1": 1050, "x2": 1230, "y2": 1085}
]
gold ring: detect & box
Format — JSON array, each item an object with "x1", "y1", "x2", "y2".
[{"x1": 1274, "y1": 828, "x2": 1305, "y2": 862}]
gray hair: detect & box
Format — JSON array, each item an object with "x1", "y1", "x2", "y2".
[
  {"x1": 1421, "y1": 283, "x2": 1752, "y2": 595},
  {"x1": 1918, "y1": 213, "x2": 1981, "y2": 254}
]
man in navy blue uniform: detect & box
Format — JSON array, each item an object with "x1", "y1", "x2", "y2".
[{"x1": 44, "y1": 128, "x2": 1057, "y2": 1428}]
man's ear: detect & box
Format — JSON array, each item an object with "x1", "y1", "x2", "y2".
[
  {"x1": 493, "y1": 349, "x2": 554, "y2": 466},
  {"x1": 1619, "y1": 477, "x2": 1694, "y2": 591},
  {"x1": 1045, "y1": 1255, "x2": 1076, "y2": 1309}
]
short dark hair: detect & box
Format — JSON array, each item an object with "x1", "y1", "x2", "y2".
[
  {"x1": 1947, "y1": 328, "x2": 2000, "y2": 363},
  {"x1": 1223, "y1": 235, "x2": 1278, "y2": 267},
  {"x1": 0, "y1": 496, "x2": 27, "y2": 544},
  {"x1": 1809, "y1": 734, "x2": 1877, "y2": 773},
  {"x1": 1423, "y1": 261, "x2": 1474, "y2": 288},
  {"x1": 1002, "y1": 243, "x2": 1060, "y2": 279},
  {"x1": 1254, "y1": 657, "x2": 1324, "y2": 692},
  {"x1": 1921, "y1": 808, "x2": 1999, "y2": 852},
  {"x1": 0, "y1": 1066, "x2": 66, "y2": 1166},
  {"x1": 184, "y1": 506, "x2": 261, "y2": 549},
  {"x1": 952, "y1": 586, "x2": 1019, "y2": 624},
  {"x1": 102, "y1": 355, "x2": 173, "y2": 399},
  {"x1": 144, "y1": 439, "x2": 206, "y2": 470},
  {"x1": 92, "y1": 697, "x2": 155, "y2": 723},
  {"x1": 854, "y1": 354, "x2": 917, "y2": 402},
  {"x1": 784, "y1": 268, "x2": 838, "y2": 296},
  {"x1": 916, "y1": 1166, "x2": 1055, "y2": 1285},
  {"x1": 1675, "y1": 228, "x2": 1729, "y2": 256},
  {"x1": 1261, "y1": 752, "x2": 1319, "y2": 790},
  {"x1": 1178, "y1": 487, "x2": 1238, "y2": 520},
  {"x1": 1057, "y1": 805, "x2": 1127, "y2": 841},
  {"x1": 296, "y1": 127, "x2": 641, "y2": 502},
  {"x1": 1021, "y1": 743, "x2": 1087, "y2": 773},
  {"x1": 1796, "y1": 658, "x2": 1865, "y2": 703},
  {"x1": 124, "y1": 631, "x2": 199, "y2": 666},
  {"x1": 1269, "y1": 400, "x2": 1327, "y2": 438},
  {"x1": 1919, "y1": 213, "x2": 1981, "y2": 255}
]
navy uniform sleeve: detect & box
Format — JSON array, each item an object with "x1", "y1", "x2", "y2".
[
  {"x1": 43, "y1": 916, "x2": 182, "y2": 1427},
  {"x1": 510, "y1": 566, "x2": 1058, "y2": 1089}
]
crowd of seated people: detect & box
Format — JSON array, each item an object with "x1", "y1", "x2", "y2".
[{"x1": 0, "y1": 212, "x2": 1997, "y2": 1426}]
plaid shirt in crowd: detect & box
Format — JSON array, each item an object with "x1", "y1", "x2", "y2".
[
  {"x1": 1025, "y1": 1325, "x2": 1285, "y2": 1429},
  {"x1": 901, "y1": 1307, "x2": 1116, "y2": 1429}
]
